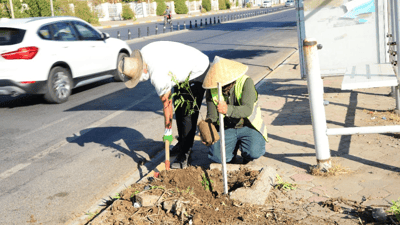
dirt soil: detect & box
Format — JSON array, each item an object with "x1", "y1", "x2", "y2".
[{"x1": 88, "y1": 166, "x2": 397, "y2": 225}]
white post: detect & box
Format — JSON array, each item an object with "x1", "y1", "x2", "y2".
[
  {"x1": 217, "y1": 82, "x2": 228, "y2": 195},
  {"x1": 50, "y1": 0, "x2": 54, "y2": 16},
  {"x1": 393, "y1": 0, "x2": 400, "y2": 111},
  {"x1": 303, "y1": 38, "x2": 331, "y2": 171},
  {"x1": 9, "y1": 0, "x2": 14, "y2": 18}
]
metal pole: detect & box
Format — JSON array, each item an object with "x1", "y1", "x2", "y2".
[
  {"x1": 217, "y1": 82, "x2": 228, "y2": 195},
  {"x1": 117, "y1": 31, "x2": 120, "y2": 39},
  {"x1": 393, "y1": 0, "x2": 400, "y2": 111},
  {"x1": 9, "y1": 0, "x2": 14, "y2": 19},
  {"x1": 296, "y1": 0, "x2": 306, "y2": 79},
  {"x1": 128, "y1": 29, "x2": 131, "y2": 39},
  {"x1": 303, "y1": 38, "x2": 331, "y2": 171},
  {"x1": 375, "y1": 0, "x2": 380, "y2": 63},
  {"x1": 50, "y1": 0, "x2": 54, "y2": 16},
  {"x1": 155, "y1": 25, "x2": 158, "y2": 35}
]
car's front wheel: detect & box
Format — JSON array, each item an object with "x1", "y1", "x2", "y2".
[
  {"x1": 44, "y1": 66, "x2": 72, "y2": 104},
  {"x1": 114, "y1": 52, "x2": 129, "y2": 82}
]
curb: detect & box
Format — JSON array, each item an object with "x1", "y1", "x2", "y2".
[{"x1": 95, "y1": 7, "x2": 279, "y2": 30}]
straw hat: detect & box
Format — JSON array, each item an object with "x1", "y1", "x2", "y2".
[
  {"x1": 202, "y1": 56, "x2": 248, "y2": 89},
  {"x1": 118, "y1": 50, "x2": 143, "y2": 89}
]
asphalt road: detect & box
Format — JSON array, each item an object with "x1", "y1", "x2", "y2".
[
  {"x1": 100, "y1": 6, "x2": 288, "y2": 40},
  {"x1": 0, "y1": 8, "x2": 298, "y2": 225}
]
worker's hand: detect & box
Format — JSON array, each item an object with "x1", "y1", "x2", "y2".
[
  {"x1": 163, "y1": 128, "x2": 173, "y2": 143},
  {"x1": 216, "y1": 100, "x2": 228, "y2": 114}
]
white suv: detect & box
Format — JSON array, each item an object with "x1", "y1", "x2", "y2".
[{"x1": 0, "y1": 16, "x2": 132, "y2": 103}]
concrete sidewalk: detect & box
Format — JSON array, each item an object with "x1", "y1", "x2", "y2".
[{"x1": 95, "y1": 7, "x2": 255, "y2": 29}]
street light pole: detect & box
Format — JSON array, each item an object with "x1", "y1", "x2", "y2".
[
  {"x1": 50, "y1": 0, "x2": 54, "y2": 16},
  {"x1": 9, "y1": 0, "x2": 15, "y2": 18}
]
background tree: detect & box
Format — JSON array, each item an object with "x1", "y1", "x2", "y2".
[
  {"x1": 121, "y1": 3, "x2": 135, "y2": 20},
  {"x1": 156, "y1": 0, "x2": 166, "y2": 16},
  {"x1": 74, "y1": 1, "x2": 99, "y2": 25},
  {"x1": 24, "y1": 0, "x2": 52, "y2": 17},
  {"x1": 219, "y1": 0, "x2": 226, "y2": 10},
  {"x1": 0, "y1": 0, "x2": 11, "y2": 18},
  {"x1": 201, "y1": 0, "x2": 211, "y2": 11},
  {"x1": 174, "y1": 0, "x2": 188, "y2": 14}
]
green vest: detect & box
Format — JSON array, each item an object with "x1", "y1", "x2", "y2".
[{"x1": 210, "y1": 75, "x2": 268, "y2": 142}]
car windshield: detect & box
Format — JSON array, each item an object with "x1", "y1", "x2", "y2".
[{"x1": 0, "y1": 28, "x2": 26, "y2": 46}]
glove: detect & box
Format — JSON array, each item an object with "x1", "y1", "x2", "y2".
[{"x1": 163, "y1": 128, "x2": 173, "y2": 143}]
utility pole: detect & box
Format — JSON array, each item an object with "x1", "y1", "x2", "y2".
[
  {"x1": 9, "y1": 0, "x2": 15, "y2": 18},
  {"x1": 50, "y1": 0, "x2": 54, "y2": 16}
]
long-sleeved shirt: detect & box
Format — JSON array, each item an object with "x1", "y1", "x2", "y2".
[{"x1": 205, "y1": 78, "x2": 257, "y2": 129}]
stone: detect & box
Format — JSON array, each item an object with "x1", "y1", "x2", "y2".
[
  {"x1": 229, "y1": 166, "x2": 276, "y2": 205},
  {"x1": 135, "y1": 193, "x2": 161, "y2": 207},
  {"x1": 372, "y1": 208, "x2": 387, "y2": 222},
  {"x1": 163, "y1": 200, "x2": 177, "y2": 212}
]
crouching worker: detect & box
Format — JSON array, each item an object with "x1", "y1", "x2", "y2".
[
  {"x1": 118, "y1": 41, "x2": 210, "y2": 169},
  {"x1": 200, "y1": 56, "x2": 268, "y2": 164}
]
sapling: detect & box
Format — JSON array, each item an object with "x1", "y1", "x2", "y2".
[
  {"x1": 275, "y1": 174, "x2": 296, "y2": 190},
  {"x1": 200, "y1": 173, "x2": 213, "y2": 191},
  {"x1": 169, "y1": 72, "x2": 204, "y2": 118}
]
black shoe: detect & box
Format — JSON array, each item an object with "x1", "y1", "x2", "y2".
[
  {"x1": 242, "y1": 157, "x2": 252, "y2": 164},
  {"x1": 171, "y1": 150, "x2": 191, "y2": 169}
]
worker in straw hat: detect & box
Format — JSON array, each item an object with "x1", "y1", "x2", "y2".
[
  {"x1": 200, "y1": 56, "x2": 268, "y2": 164},
  {"x1": 119, "y1": 41, "x2": 210, "y2": 169}
]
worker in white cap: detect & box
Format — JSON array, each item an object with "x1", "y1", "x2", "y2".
[
  {"x1": 119, "y1": 41, "x2": 210, "y2": 169},
  {"x1": 200, "y1": 56, "x2": 268, "y2": 164}
]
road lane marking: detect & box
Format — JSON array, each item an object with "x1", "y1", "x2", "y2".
[{"x1": 0, "y1": 92, "x2": 156, "y2": 181}]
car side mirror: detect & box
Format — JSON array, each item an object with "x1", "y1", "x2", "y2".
[{"x1": 102, "y1": 32, "x2": 110, "y2": 40}]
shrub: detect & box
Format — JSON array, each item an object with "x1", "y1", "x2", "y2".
[
  {"x1": 74, "y1": 1, "x2": 99, "y2": 25},
  {"x1": 0, "y1": 3, "x2": 11, "y2": 18},
  {"x1": 156, "y1": 0, "x2": 167, "y2": 16},
  {"x1": 201, "y1": 7, "x2": 206, "y2": 13},
  {"x1": 24, "y1": 0, "x2": 52, "y2": 17},
  {"x1": 236, "y1": 0, "x2": 238, "y2": 7},
  {"x1": 4, "y1": 0, "x2": 28, "y2": 18},
  {"x1": 121, "y1": 4, "x2": 135, "y2": 20},
  {"x1": 57, "y1": 1, "x2": 74, "y2": 16},
  {"x1": 219, "y1": 0, "x2": 226, "y2": 10},
  {"x1": 202, "y1": 0, "x2": 211, "y2": 11},
  {"x1": 174, "y1": 0, "x2": 188, "y2": 14},
  {"x1": 246, "y1": 2, "x2": 251, "y2": 7},
  {"x1": 226, "y1": 0, "x2": 231, "y2": 9}
]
